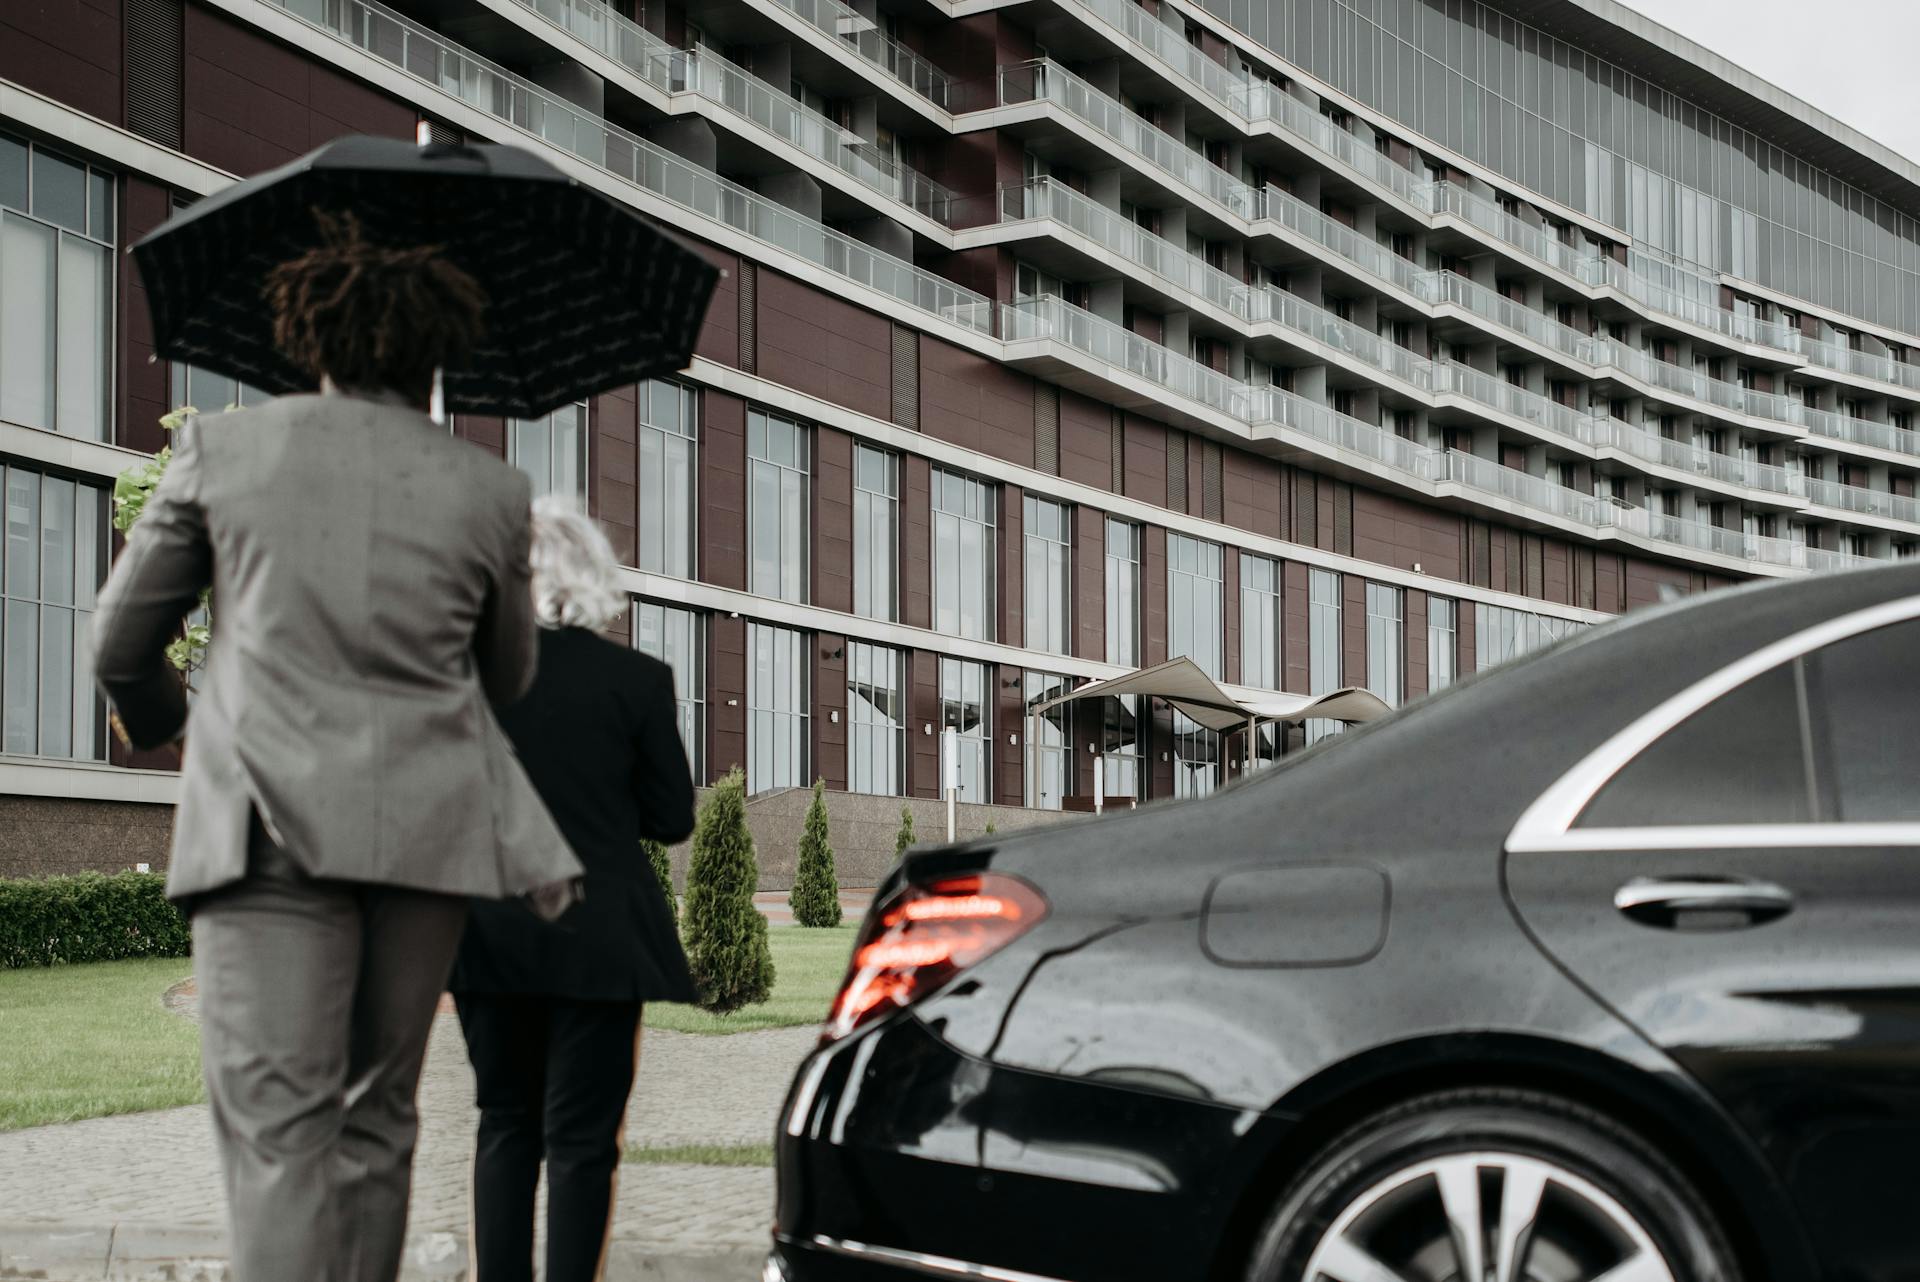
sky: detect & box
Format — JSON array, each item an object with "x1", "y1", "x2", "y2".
[{"x1": 1617, "y1": 0, "x2": 1920, "y2": 165}]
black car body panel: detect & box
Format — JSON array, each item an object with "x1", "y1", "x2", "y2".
[{"x1": 773, "y1": 563, "x2": 1920, "y2": 1282}]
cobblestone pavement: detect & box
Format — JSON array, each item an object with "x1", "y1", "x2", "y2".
[{"x1": 0, "y1": 1013, "x2": 816, "y2": 1270}]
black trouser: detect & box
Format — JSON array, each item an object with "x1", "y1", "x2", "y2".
[{"x1": 454, "y1": 993, "x2": 644, "y2": 1282}]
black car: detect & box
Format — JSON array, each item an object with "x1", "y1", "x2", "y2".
[{"x1": 767, "y1": 561, "x2": 1920, "y2": 1282}]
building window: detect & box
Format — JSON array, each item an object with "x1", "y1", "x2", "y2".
[
  {"x1": 853, "y1": 445, "x2": 898, "y2": 621},
  {"x1": 747, "y1": 622, "x2": 808, "y2": 793},
  {"x1": 846, "y1": 640, "x2": 905, "y2": 796},
  {"x1": 2, "y1": 465, "x2": 106, "y2": 759},
  {"x1": 1365, "y1": 583, "x2": 1403, "y2": 707},
  {"x1": 0, "y1": 134, "x2": 113, "y2": 442},
  {"x1": 1167, "y1": 533, "x2": 1223, "y2": 679},
  {"x1": 748, "y1": 409, "x2": 809, "y2": 603},
  {"x1": 170, "y1": 365, "x2": 269, "y2": 414},
  {"x1": 637, "y1": 379, "x2": 696, "y2": 579},
  {"x1": 1105, "y1": 518, "x2": 1140, "y2": 667},
  {"x1": 1170, "y1": 711, "x2": 1220, "y2": 798},
  {"x1": 1240, "y1": 553, "x2": 1281, "y2": 689},
  {"x1": 932, "y1": 468, "x2": 995, "y2": 641},
  {"x1": 1306, "y1": 567, "x2": 1342, "y2": 743},
  {"x1": 1476, "y1": 604, "x2": 1586, "y2": 668},
  {"x1": 1024, "y1": 670, "x2": 1073, "y2": 810},
  {"x1": 938, "y1": 656, "x2": 989, "y2": 803},
  {"x1": 1427, "y1": 597, "x2": 1457, "y2": 692},
  {"x1": 1023, "y1": 495, "x2": 1071, "y2": 654},
  {"x1": 508, "y1": 402, "x2": 587, "y2": 500},
  {"x1": 632, "y1": 600, "x2": 705, "y2": 780}
]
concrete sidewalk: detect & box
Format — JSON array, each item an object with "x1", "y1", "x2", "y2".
[{"x1": 0, "y1": 1013, "x2": 813, "y2": 1281}]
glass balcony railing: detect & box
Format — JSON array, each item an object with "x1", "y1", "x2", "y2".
[
  {"x1": 997, "y1": 62, "x2": 1263, "y2": 221},
  {"x1": 498, "y1": 0, "x2": 955, "y2": 221},
  {"x1": 1802, "y1": 406, "x2": 1920, "y2": 458},
  {"x1": 1604, "y1": 506, "x2": 1835, "y2": 572},
  {"x1": 1601, "y1": 425, "x2": 1799, "y2": 497},
  {"x1": 1000, "y1": 296, "x2": 1833, "y2": 563},
  {"x1": 999, "y1": 178, "x2": 1258, "y2": 322},
  {"x1": 749, "y1": 0, "x2": 957, "y2": 109},
  {"x1": 987, "y1": 5, "x2": 1920, "y2": 395},
  {"x1": 1802, "y1": 477, "x2": 1920, "y2": 525},
  {"x1": 264, "y1": 0, "x2": 989, "y2": 329}
]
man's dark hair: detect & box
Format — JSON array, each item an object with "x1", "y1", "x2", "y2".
[{"x1": 264, "y1": 210, "x2": 487, "y2": 399}]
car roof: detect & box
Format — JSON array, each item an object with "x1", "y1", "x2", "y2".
[{"x1": 1231, "y1": 561, "x2": 1920, "y2": 856}]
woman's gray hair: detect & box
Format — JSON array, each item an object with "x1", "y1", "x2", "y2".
[{"x1": 529, "y1": 495, "x2": 625, "y2": 631}]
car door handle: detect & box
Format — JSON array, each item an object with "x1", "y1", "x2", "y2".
[{"x1": 1614, "y1": 877, "x2": 1795, "y2": 929}]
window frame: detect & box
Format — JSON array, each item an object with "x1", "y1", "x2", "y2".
[
  {"x1": 631, "y1": 599, "x2": 705, "y2": 781},
  {"x1": 636, "y1": 379, "x2": 698, "y2": 580},
  {"x1": 1022, "y1": 493, "x2": 1071, "y2": 655},
  {"x1": 1507, "y1": 593, "x2": 1920, "y2": 853},
  {"x1": 852, "y1": 444, "x2": 899, "y2": 622},
  {"x1": 748, "y1": 409, "x2": 811, "y2": 605},
  {"x1": 1, "y1": 463, "x2": 108, "y2": 761},
  {"x1": 507, "y1": 401, "x2": 590, "y2": 502},
  {"x1": 746, "y1": 621, "x2": 810, "y2": 794},
  {"x1": 846, "y1": 639, "x2": 906, "y2": 796},
  {"x1": 1, "y1": 133, "x2": 116, "y2": 443}
]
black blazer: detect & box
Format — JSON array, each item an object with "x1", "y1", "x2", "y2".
[{"x1": 450, "y1": 626, "x2": 697, "y2": 1002}]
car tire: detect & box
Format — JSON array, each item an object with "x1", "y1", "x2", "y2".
[{"x1": 1245, "y1": 1087, "x2": 1742, "y2": 1282}]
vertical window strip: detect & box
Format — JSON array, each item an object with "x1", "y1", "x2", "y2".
[
  {"x1": 1, "y1": 132, "x2": 115, "y2": 443},
  {"x1": 938, "y1": 656, "x2": 990, "y2": 804},
  {"x1": 633, "y1": 599, "x2": 706, "y2": 780},
  {"x1": 637, "y1": 379, "x2": 698, "y2": 579},
  {"x1": 1240, "y1": 553, "x2": 1281, "y2": 690},
  {"x1": 1024, "y1": 669, "x2": 1073, "y2": 811},
  {"x1": 1, "y1": 464, "x2": 106, "y2": 760},
  {"x1": 1167, "y1": 532, "x2": 1223, "y2": 679},
  {"x1": 748, "y1": 409, "x2": 810, "y2": 604},
  {"x1": 1365, "y1": 582, "x2": 1404, "y2": 708},
  {"x1": 931, "y1": 468, "x2": 996, "y2": 642},
  {"x1": 508, "y1": 402, "x2": 588, "y2": 501},
  {"x1": 1427, "y1": 596, "x2": 1458, "y2": 692},
  {"x1": 1022, "y1": 494, "x2": 1071, "y2": 656},
  {"x1": 852, "y1": 444, "x2": 898, "y2": 622},
  {"x1": 747, "y1": 621, "x2": 808, "y2": 793},
  {"x1": 846, "y1": 640, "x2": 905, "y2": 796}
]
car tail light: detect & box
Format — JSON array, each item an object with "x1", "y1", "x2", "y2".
[{"x1": 823, "y1": 872, "x2": 1048, "y2": 1044}]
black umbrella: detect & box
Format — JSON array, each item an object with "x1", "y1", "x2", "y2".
[{"x1": 133, "y1": 134, "x2": 720, "y2": 418}]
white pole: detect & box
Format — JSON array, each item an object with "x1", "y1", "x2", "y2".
[
  {"x1": 1093, "y1": 752, "x2": 1105, "y2": 815},
  {"x1": 943, "y1": 725, "x2": 958, "y2": 843}
]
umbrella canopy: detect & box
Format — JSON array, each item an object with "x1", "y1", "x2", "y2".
[
  {"x1": 133, "y1": 135, "x2": 720, "y2": 418},
  {"x1": 1031, "y1": 657, "x2": 1394, "y2": 733}
]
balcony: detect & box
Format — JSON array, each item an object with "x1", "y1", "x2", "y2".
[
  {"x1": 1600, "y1": 424, "x2": 1800, "y2": 498},
  {"x1": 1802, "y1": 406, "x2": 1920, "y2": 459},
  {"x1": 999, "y1": 177, "x2": 1257, "y2": 323},
  {"x1": 494, "y1": 0, "x2": 956, "y2": 222},
  {"x1": 996, "y1": 61, "x2": 1263, "y2": 222},
  {"x1": 1801, "y1": 477, "x2": 1920, "y2": 526},
  {"x1": 746, "y1": 0, "x2": 957, "y2": 109},
  {"x1": 999, "y1": 297, "x2": 1820, "y2": 569},
  {"x1": 262, "y1": 0, "x2": 989, "y2": 328}
]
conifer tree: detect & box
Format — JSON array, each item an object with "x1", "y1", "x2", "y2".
[
  {"x1": 892, "y1": 805, "x2": 916, "y2": 861},
  {"x1": 788, "y1": 779, "x2": 841, "y2": 927},
  {"x1": 682, "y1": 769, "x2": 775, "y2": 1013},
  {"x1": 642, "y1": 837, "x2": 676, "y2": 926}
]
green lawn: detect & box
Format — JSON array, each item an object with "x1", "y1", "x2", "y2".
[
  {"x1": 645, "y1": 925, "x2": 858, "y2": 1035},
  {"x1": 0, "y1": 957, "x2": 202, "y2": 1132},
  {"x1": 0, "y1": 924, "x2": 856, "y2": 1133}
]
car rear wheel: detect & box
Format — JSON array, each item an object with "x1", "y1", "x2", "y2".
[{"x1": 1246, "y1": 1088, "x2": 1741, "y2": 1282}]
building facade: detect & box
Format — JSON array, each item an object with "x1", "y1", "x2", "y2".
[{"x1": 5, "y1": 0, "x2": 1920, "y2": 867}]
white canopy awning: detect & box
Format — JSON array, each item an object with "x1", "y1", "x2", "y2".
[{"x1": 1030, "y1": 657, "x2": 1394, "y2": 734}]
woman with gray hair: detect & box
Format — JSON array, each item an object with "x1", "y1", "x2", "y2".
[{"x1": 449, "y1": 495, "x2": 696, "y2": 1282}]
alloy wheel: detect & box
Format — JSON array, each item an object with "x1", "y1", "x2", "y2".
[{"x1": 1301, "y1": 1151, "x2": 1677, "y2": 1282}]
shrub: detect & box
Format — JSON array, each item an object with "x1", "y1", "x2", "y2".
[
  {"x1": 0, "y1": 872, "x2": 190, "y2": 969},
  {"x1": 681, "y1": 769, "x2": 775, "y2": 1014},
  {"x1": 788, "y1": 780, "x2": 841, "y2": 928},
  {"x1": 642, "y1": 838, "x2": 676, "y2": 926},
  {"x1": 892, "y1": 805, "x2": 916, "y2": 862}
]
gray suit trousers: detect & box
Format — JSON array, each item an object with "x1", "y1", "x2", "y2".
[{"x1": 192, "y1": 827, "x2": 468, "y2": 1282}]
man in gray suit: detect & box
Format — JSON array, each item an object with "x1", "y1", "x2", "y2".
[{"x1": 93, "y1": 221, "x2": 581, "y2": 1282}]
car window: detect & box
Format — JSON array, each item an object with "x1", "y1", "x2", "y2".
[
  {"x1": 1577, "y1": 662, "x2": 1815, "y2": 828},
  {"x1": 1802, "y1": 619, "x2": 1920, "y2": 822}
]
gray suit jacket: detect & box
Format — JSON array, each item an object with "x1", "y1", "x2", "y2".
[{"x1": 93, "y1": 389, "x2": 583, "y2": 904}]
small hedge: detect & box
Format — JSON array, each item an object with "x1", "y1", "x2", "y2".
[{"x1": 0, "y1": 872, "x2": 190, "y2": 969}]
